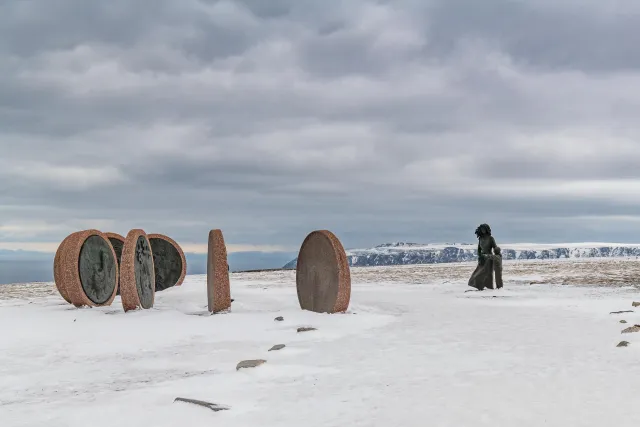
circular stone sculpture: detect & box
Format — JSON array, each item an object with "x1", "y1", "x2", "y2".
[
  {"x1": 148, "y1": 234, "x2": 186, "y2": 292},
  {"x1": 105, "y1": 232, "x2": 125, "y2": 295},
  {"x1": 207, "y1": 229, "x2": 231, "y2": 313},
  {"x1": 120, "y1": 229, "x2": 156, "y2": 312},
  {"x1": 296, "y1": 230, "x2": 351, "y2": 314},
  {"x1": 54, "y1": 229, "x2": 119, "y2": 307}
]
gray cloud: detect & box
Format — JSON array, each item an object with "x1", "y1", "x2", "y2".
[{"x1": 2, "y1": 0, "x2": 640, "y2": 251}]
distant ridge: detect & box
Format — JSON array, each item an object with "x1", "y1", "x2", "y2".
[{"x1": 282, "y1": 242, "x2": 640, "y2": 269}]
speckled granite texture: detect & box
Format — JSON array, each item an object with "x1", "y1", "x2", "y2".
[
  {"x1": 53, "y1": 233, "x2": 74, "y2": 304},
  {"x1": 207, "y1": 229, "x2": 231, "y2": 313},
  {"x1": 296, "y1": 230, "x2": 351, "y2": 314}
]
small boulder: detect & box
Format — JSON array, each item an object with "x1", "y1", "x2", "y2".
[
  {"x1": 621, "y1": 325, "x2": 640, "y2": 334},
  {"x1": 633, "y1": 302, "x2": 640, "y2": 307},
  {"x1": 297, "y1": 327, "x2": 317, "y2": 333},
  {"x1": 269, "y1": 344, "x2": 285, "y2": 352},
  {"x1": 621, "y1": 320, "x2": 628, "y2": 324},
  {"x1": 236, "y1": 359, "x2": 266, "y2": 371},
  {"x1": 617, "y1": 341, "x2": 630, "y2": 347},
  {"x1": 274, "y1": 316, "x2": 284, "y2": 322}
]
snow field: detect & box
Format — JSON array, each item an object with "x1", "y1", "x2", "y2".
[{"x1": 2, "y1": 261, "x2": 640, "y2": 426}]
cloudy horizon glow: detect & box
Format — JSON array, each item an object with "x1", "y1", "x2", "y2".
[{"x1": 3, "y1": 0, "x2": 640, "y2": 254}]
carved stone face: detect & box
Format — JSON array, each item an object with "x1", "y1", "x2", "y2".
[{"x1": 475, "y1": 224, "x2": 491, "y2": 238}]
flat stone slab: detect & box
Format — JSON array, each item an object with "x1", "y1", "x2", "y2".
[
  {"x1": 207, "y1": 229, "x2": 231, "y2": 314},
  {"x1": 53, "y1": 233, "x2": 75, "y2": 304},
  {"x1": 174, "y1": 397, "x2": 229, "y2": 412},
  {"x1": 54, "y1": 230, "x2": 118, "y2": 307},
  {"x1": 269, "y1": 344, "x2": 286, "y2": 351},
  {"x1": 148, "y1": 234, "x2": 186, "y2": 292},
  {"x1": 120, "y1": 229, "x2": 156, "y2": 312},
  {"x1": 295, "y1": 230, "x2": 351, "y2": 314},
  {"x1": 236, "y1": 359, "x2": 266, "y2": 370},
  {"x1": 297, "y1": 327, "x2": 317, "y2": 333}
]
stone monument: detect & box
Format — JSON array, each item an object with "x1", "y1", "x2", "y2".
[
  {"x1": 468, "y1": 223, "x2": 503, "y2": 290},
  {"x1": 148, "y1": 233, "x2": 186, "y2": 292},
  {"x1": 53, "y1": 229, "x2": 119, "y2": 307},
  {"x1": 105, "y1": 232, "x2": 125, "y2": 295},
  {"x1": 53, "y1": 233, "x2": 74, "y2": 304},
  {"x1": 207, "y1": 229, "x2": 231, "y2": 313},
  {"x1": 296, "y1": 230, "x2": 351, "y2": 313},
  {"x1": 119, "y1": 229, "x2": 156, "y2": 312}
]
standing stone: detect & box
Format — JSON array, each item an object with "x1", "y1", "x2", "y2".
[
  {"x1": 207, "y1": 229, "x2": 231, "y2": 313},
  {"x1": 120, "y1": 229, "x2": 156, "y2": 312},
  {"x1": 295, "y1": 230, "x2": 351, "y2": 313},
  {"x1": 148, "y1": 234, "x2": 186, "y2": 292},
  {"x1": 105, "y1": 232, "x2": 125, "y2": 295},
  {"x1": 54, "y1": 230, "x2": 119, "y2": 307},
  {"x1": 53, "y1": 233, "x2": 75, "y2": 304}
]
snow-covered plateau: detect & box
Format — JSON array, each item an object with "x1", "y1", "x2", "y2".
[
  {"x1": 2, "y1": 258, "x2": 640, "y2": 426},
  {"x1": 283, "y1": 242, "x2": 640, "y2": 268}
]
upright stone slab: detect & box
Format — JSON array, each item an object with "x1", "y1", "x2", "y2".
[
  {"x1": 53, "y1": 233, "x2": 75, "y2": 304},
  {"x1": 54, "y1": 229, "x2": 119, "y2": 307},
  {"x1": 120, "y1": 229, "x2": 156, "y2": 312},
  {"x1": 296, "y1": 230, "x2": 351, "y2": 313},
  {"x1": 105, "y1": 232, "x2": 125, "y2": 295},
  {"x1": 148, "y1": 234, "x2": 186, "y2": 292},
  {"x1": 207, "y1": 229, "x2": 231, "y2": 313}
]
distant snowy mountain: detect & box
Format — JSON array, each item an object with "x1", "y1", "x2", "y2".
[{"x1": 282, "y1": 242, "x2": 640, "y2": 269}]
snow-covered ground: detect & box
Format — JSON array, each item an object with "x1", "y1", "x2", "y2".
[{"x1": 2, "y1": 259, "x2": 640, "y2": 426}]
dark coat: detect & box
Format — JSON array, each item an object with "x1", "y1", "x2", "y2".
[{"x1": 468, "y1": 235, "x2": 503, "y2": 290}]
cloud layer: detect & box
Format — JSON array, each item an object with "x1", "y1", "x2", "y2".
[{"x1": 3, "y1": 0, "x2": 640, "y2": 251}]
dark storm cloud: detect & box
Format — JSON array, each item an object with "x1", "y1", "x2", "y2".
[{"x1": 2, "y1": 0, "x2": 640, "y2": 251}]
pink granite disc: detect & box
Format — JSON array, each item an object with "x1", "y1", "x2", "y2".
[
  {"x1": 296, "y1": 230, "x2": 351, "y2": 313},
  {"x1": 207, "y1": 229, "x2": 231, "y2": 313},
  {"x1": 105, "y1": 232, "x2": 125, "y2": 295},
  {"x1": 57, "y1": 229, "x2": 119, "y2": 307},
  {"x1": 148, "y1": 233, "x2": 186, "y2": 291},
  {"x1": 120, "y1": 229, "x2": 156, "y2": 312},
  {"x1": 53, "y1": 233, "x2": 75, "y2": 303}
]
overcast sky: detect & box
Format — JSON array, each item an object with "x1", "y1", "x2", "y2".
[{"x1": 2, "y1": 0, "x2": 640, "y2": 253}]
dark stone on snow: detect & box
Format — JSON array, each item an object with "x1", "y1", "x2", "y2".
[
  {"x1": 621, "y1": 325, "x2": 640, "y2": 334},
  {"x1": 174, "y1": 397, "x2": 229, "y2": 412},
  {"x1": 236, "y1": 359, "x2": 266, "y2": 370}
]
